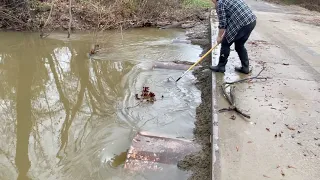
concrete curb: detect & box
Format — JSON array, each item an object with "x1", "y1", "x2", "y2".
[{"x1": 210, "y1": 9, "x2": 221, "y2": 180}]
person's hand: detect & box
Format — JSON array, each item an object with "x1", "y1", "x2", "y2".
[{"x1": 217, "y1": 36, "x2": 223, "y2": 44}]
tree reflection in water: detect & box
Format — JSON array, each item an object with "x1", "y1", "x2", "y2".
[{"x1": 0, "y1": 34, "x2": 134, "y2": 179}]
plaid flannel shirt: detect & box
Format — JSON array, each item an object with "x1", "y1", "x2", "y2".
[{"x1": 216, "y1": 0, "x2": 256, "y2": 43}]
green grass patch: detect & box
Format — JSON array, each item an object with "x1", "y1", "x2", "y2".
[{"x1": 183, "y1": 0, "x2": 213, "y2": 8}]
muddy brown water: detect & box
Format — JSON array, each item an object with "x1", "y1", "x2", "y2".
[{"x1": 0, "y1": 28, "x2": 203, "y2": 180}]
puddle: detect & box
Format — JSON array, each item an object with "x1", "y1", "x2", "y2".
[{"x1": 0, "y1": 28, "x2": 201, "y2": 180}]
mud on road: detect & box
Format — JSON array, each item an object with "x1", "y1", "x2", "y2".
[{"x1": 177, "y1": 21, "x2": 212, "y2": 180}]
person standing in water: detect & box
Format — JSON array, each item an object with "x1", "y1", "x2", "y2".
[{"x1": 210, "y1": 0, "x2": 257, "y2": 74}]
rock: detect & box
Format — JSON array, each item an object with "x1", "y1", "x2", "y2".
[
  {"x1": 37, "y1": 3, "x2": 51, "y2": 12},
  {"x1": 190, "y1": 38, "x2": 210, "y2": 46},
  {"x1": 197, "y1": 12, "x2": 210, "y2": 20},
  {"x1": 60, "y1": 15, "x2": 69, "y2": 21},
  {"x1": 156, "y1": 21, "x2": 171, "y2": 27},
  {"x1": 159, "y1": 22, "x2": 183, "y2": 29},
  {"x1": 181, "y1": 23, "x2": 195, "y2": 29}
]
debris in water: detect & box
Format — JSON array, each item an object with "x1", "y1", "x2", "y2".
[
  {"x1": 263, "y1": 174, "x2": 271, "y2": 178},
  {"x1": 281, "y1": 170, "x2": 285, "y2": 177},
  {"x1": 230, "y1": 115, "x2": 236, "y2": 120},
  {"x1": 282, "y1": 63, "x2": 289, "y2": 66},
  {"x1": 135, "y1": 94, "x2": 141, "y2": 100},
  {"x1": 89, "y1": 44, "x2": 100, "y2": 56},
  {"x1": 135, "y1": 86, "x2": 156, "y2": 102},
  {"x1": 266, "y1": 128, "x2": 270, "y2": 132},
  {"x1": 110, "y1": 150, "x2": 128, "y2": 167},
  {"x1": 288, "y1": 165, "x2": 296, "y2": 169}
]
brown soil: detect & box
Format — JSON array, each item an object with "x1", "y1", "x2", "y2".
[
  {"x1": 0, "y1": 0, "x2": 210, "y2": 32},
  {"x1": 177, "y1": 21, "x2": 212, "y2": 180}
]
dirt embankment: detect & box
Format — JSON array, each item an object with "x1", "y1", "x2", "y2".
[
  {"x1": 0, "y1": 0, "x2": 210, "y2": 32},
  {"x1": 177, "y1": 20, "x2": 212, "y2": 180}
]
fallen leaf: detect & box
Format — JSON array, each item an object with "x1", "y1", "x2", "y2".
[
  {"x1": 263, "y1": 174, "x2": 271, "y2": 178},
  {"x1": 266, "y1": 128, "x2": 270, "y2": 132},
  {"x1": 286, "y1": 125, "x2": 296, "y2": 131},
  {"x1": 288, "y1": 165, "x2": 296, "y2": 169},
  {"x1": 281, "y1": 170, "x2": 285, "y2": 176}
]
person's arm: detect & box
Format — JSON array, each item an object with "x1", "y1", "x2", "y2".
[{"x1": 216, "y1": 1, "x2": 226, "y2": 42}]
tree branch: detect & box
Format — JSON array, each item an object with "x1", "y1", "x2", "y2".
[{"x1": 219, "y1": 64, "x2": 269, "y2": 119}]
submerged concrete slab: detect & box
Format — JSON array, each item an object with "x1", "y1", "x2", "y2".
[{"x1": 124, "y1": 131, "x2": 200, "y2": 172}]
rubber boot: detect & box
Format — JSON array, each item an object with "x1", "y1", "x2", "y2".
[
  {"x1": 235, "y1": 66, "x2": 250, "y2": 74},
  {"x1": 210, "y1": 65, "x2": 226, "y2": 73},
  {"x1": 209, "y1": 54, "x2": 228, "y2": 73}
]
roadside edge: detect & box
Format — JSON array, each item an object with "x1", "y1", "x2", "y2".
[{"x1": 210, "y1": 9, "x2": 221, "y2": 180}]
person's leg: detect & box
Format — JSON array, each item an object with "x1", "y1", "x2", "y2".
[
  {"x1": 234, "y1": 20, "x2": 256, "y2": 74},
  {"x1": 210, "y1": 37, "x2": 232, "y2": 73}
]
